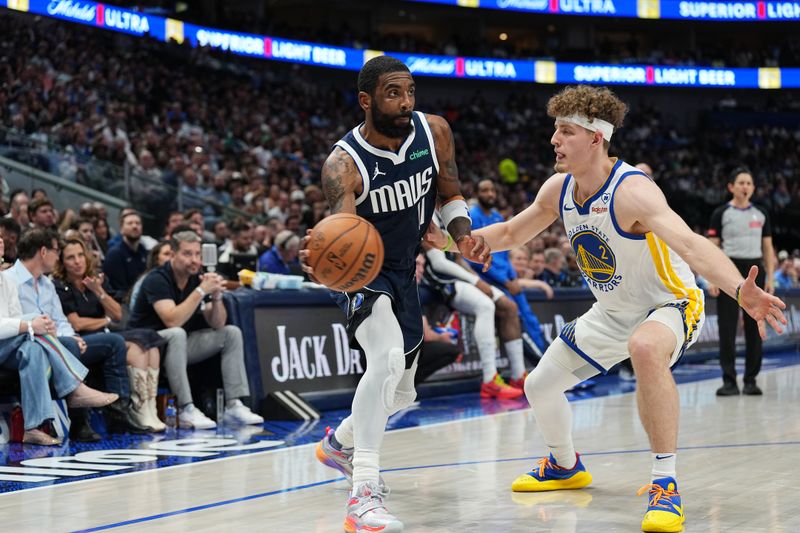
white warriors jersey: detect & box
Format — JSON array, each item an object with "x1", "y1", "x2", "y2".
[{"x1": 560, "y1": 159, "x2": 704, "y2": 323}]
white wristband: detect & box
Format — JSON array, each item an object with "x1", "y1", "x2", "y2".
[
  {"x1": 195, "y1": 286, "x2": 206, "y2": 298},
  {"x1": 27, "y1": 320, "x2": 34, "y2": 340},
  {"x1": 440, "y1": 197, "x2": 471, "y2": 230}
]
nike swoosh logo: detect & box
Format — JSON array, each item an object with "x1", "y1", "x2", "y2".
[
  {"x1": 655, "y1": 454, "x2": 674, "y2": 460},
  {"x1": 563, "y1": 205, "x2": 576, "y2": 211}
]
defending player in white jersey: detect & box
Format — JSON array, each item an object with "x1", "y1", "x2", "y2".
[{"x1": 427, "y1": 85, "x2": 786, "y2": 533}]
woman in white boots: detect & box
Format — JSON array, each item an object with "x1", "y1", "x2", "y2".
[{"x1": 53, "y1": 237, "x2": 166, "y2": 432}]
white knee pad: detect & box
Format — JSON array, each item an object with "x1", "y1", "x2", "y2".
[
  {"x1": 381, "y1": 347, "x2": 406, "y2": 412},
  {"x1": 390, "y1": 389, "x2": 417, "y2": 414}
]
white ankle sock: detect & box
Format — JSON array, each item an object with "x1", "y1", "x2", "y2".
[
  {"x1": 651, "y1": 452, "x2": 677, "y2": 480},
  {"x1": 505, "y1": 339, "x2": 525, "y2": 379},
  {"x1": 551, "y1": 447, "x2": 577, "y2": 469},
  {"x1": 352, "y1": 449, "x2": 381, "y2": 486},
  {"x1": 334, "y1": 416, "x2": 355, "y2": 449}
]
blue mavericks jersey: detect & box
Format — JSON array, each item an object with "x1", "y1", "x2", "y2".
[{"x1": 334, "y1": 111, "x2": 439, "y2": 271}]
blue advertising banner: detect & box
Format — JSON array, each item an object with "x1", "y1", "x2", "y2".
[
  {"x1": 407, "y1": 0, "x2": 800, "y2": 20},
  {"x1": 3, "y1": 1, "x2": 799, "y2": 88}
]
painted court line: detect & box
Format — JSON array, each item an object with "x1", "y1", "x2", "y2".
[{"x1": 72, "y1": 439, "x2": 800, "y2": 532}]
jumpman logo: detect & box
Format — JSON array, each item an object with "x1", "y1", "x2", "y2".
[{"x1": 372, "y1": 162, "x2": 386, "y2": 181}]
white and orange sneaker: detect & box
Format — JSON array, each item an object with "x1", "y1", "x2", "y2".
[
  {"x1": 344, "y1": 482, "x2": 403, "y2": 533},
  {"x1": 316, "y1": 427, "x2": 388, "y2": 492}
]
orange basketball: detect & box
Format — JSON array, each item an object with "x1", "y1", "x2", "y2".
[{"x1": 307, "y1": 213, "x2": 384, "y2": 292}]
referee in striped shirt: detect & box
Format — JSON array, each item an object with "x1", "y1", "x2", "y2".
[{"x1": 707, "y1": 167, "x2": 775, "y2": 396}]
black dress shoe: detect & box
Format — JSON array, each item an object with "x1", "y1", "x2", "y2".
[
  {"x1": 716, "y1": 382, "x2": 740, "y2": 396},
  {"x1": 69, "y1": 409, "x2": 101, "y2": 442},
  {"x1": 104, "y1": 398, "x2": 151, "y2": 434},
  {"x1": 743, "y1": 383, "x2": 763, "y2": 395}
]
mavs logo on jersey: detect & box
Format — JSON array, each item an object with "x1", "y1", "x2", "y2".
[
  {"x1": 570, "y1": 227, "x2": 622, "y2": 291},
  {"x1": 334, "y1": 111, "x2": 439, "y2": 271}
]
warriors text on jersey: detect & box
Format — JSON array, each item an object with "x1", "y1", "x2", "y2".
[
  {"x1": 559, "y1": 158, "x2": 703, "y2": 324},
  {"x1": 334, "y1": 111, "x2": 439, "y2": 271}
]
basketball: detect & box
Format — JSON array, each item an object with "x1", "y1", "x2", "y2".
[{"x1": 307, "y1": 213, "x2": 384, "y2": 292}]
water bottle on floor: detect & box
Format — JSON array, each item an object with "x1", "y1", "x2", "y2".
[{"x1": 165, "y1": 398, "x2": 177, "y2": 431}]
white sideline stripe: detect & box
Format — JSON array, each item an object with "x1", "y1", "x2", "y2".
[{"x1": 275, "y1": 391, "x2": 311, "y2": 421}]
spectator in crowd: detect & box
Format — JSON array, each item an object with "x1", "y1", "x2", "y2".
[
  {"x1": 69, "y1": 217, "x2": 102, "y2": 263},
  {"x1": 106, "y1": 208, "x2": 159, "y2": 251},
  {"x1": 180, "y1": 168, "x2": 213, "y2": 215},
  {"x1": 129, "y1": 240, "x2": 174, "y2": 310},
  {"x1": 258, "y1": 229, "x2": 301, "y2": 275},
  {"x1": 4, "y1": 228, "x2": 148, "y2": 436},
  {"x1": 163, "y1": 211, "x2": 186, "y2": 239},
  {"x1": 0, "y1": 218, "x2": 21, "y2": 269},
  {"x1": 773, "y1": 250, "x2": 797, "y2": 289},
  {"x1": 103, "y1": 211, "x2": 148, "y2": 301},
  {"x1": 414, "y1": 253, "x2": 462, "y2": 386},
  {"x1": 707, "y1": 167, "x2": 775, "y2": 396},
  {"x1": 1, "y1": 235, "x2": 117, "y2": 445},
  {"x1": 54, "y1": 237, "x2": 167, "y2": 432},
  {"x1": 218, "y1": 220, "x2": 259, "y2": 279},
  {"x1": 27, "y1": 197, "x2": 56, "y2": 230},
  {"x1": 529, "y1": 250, "x2": 546, "y2": 278},
  {"x1": 94, "y1": 217, "x2": 110, "y2": 257},
  {"x1": 469, "y1": 179, "x2": 548, "y2": 358},
  {"x1": 5, "y1": 189, "x2": 29, "y2": 228},
  {"x1": 421, "y1": 241, "x2": 527, "y2": 397},
  {"x1": 184, "y1": 209, "x2": 216, "y2": 243},
  {"x1": 538, "y1": 247, "x2": 571, "y2": 287},
  {"x1": 127, "y1": 231, "x2": 263, "y2": 429},
  {"x1": 212, "y1": 220, "x2": 230, "y2": 248},
  {"x1": 510, "y1": 247, "x2": 554, "y2": 299}
]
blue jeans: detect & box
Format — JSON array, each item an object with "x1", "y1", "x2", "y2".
[
  {"x1": 0, "y1": 334, "x2": 87, "y2": 430},
  {"x1": 60, "y1": 332, "x2": 129, "y2": 399}
]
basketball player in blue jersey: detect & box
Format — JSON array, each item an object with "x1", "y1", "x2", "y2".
[
  {"x1": 429, "y1": 85, "x2": 787, "y2": 533},
  {"x1": 301, "y1": 56, "x2": 491, "y2": 533}
]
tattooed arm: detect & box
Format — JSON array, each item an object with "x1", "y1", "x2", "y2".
[
  {"x1": 427, "y1": 114, "x2": 471, "y2": 240},
  {"x1": 299, "y1": 147, "x2": 361, "y2": 278},
  {"x1": 321, "y1": 147, "x2": 361, "y2": 215},
  {"x1": 426, "y1": 114, "x2": 491, "y2": 270}
]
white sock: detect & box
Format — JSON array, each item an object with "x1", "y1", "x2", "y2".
[
  {"x1": 505, "y1": 339, "x2": 526, "y2": 379},
  {"x1": 335, "y1": 416, "x2": 355, "y2": 449},
  {"x1": 551, "y1": 446, "x2": 577, "y2": 470},
  {"x1": 481, "y1": 358, "x2": 497, "y2": 383},
  {"x1": 651, "y1": 452, "x2": 677, "y2": 480},
  {"x1": 182, "y1": 402, "x2": 195, "y2": 411},
  {"x1": 352, "y1": 449, "x2": 381, "y2": 486},
  {"x1": 225, "y1": 399, "x2": 240, "y2": 408}
]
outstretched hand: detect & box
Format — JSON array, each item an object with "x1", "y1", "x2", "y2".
[
  {"x1": 457, "y1": 235, "x2": 492, "y2": 272},
  {"x1": 739, "y1": 265, "x2": 787, "y2": 339}
]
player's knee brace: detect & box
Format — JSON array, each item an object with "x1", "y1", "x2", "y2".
[
  {"x1": 388, "y1": 388, "x2": 417, "y2": 415},
  {"x1": 381, "y1": 347, "x2": 406, "y2": 412}
]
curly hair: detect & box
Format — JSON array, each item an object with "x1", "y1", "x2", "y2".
[{"x1": 546, "y1": 85, "x2": 628, "y2": 130}]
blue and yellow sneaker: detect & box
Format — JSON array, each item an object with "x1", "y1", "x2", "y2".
[
  {"x1": 638, "y1": 476, "x2": 684, "y2": 532},
  {"x1": 511, "y1": 453, "x2": 593, "y2": 492}
]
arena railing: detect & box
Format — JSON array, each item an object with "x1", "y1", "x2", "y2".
[{"x1": 0, "y1": 127, "x2": 257, "y2": 232}]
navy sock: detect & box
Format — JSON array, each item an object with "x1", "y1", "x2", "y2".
[{"x1": 330, "y1": 433, "x2": 343, "y2": 450}]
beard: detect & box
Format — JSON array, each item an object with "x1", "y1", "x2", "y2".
[
  {"x1": 478, "y1": 197, "x2": 495, "y2": 210},
  {"x1": 371, "y1": 106, "x2": 413, "y2": 139}
]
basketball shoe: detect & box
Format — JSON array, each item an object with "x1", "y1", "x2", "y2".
[
  {"x1": 481, "y1": 374, "x2": 524, "y2": 399},
  {"x1": 508, "y1": 371, "x2": 528, "y2": 391},
  {"x1": 511, "y1": 453, "x2": 592, "y2": 492},
  {"x1": 344, "y1": 481, "x2": 403, "y2": 533},
  {"x1": 316, "y1": 427, "x2": 387, "y2": 492},
  {"x1": 638, "y1": 476, "x2": 684, "y2": 532}
]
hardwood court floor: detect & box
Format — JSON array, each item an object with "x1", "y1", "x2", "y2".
[{"x1": 2, "y1": 364, "x2": 800, "y2": 532}]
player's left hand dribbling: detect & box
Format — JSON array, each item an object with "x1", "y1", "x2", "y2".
[{"x1": 457, "y1": 235, "x2": 492, "y2": 272}]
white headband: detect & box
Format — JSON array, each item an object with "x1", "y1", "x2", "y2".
[{"x1": 557, "y1": 115, "x2": 614, "y2": 142}]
